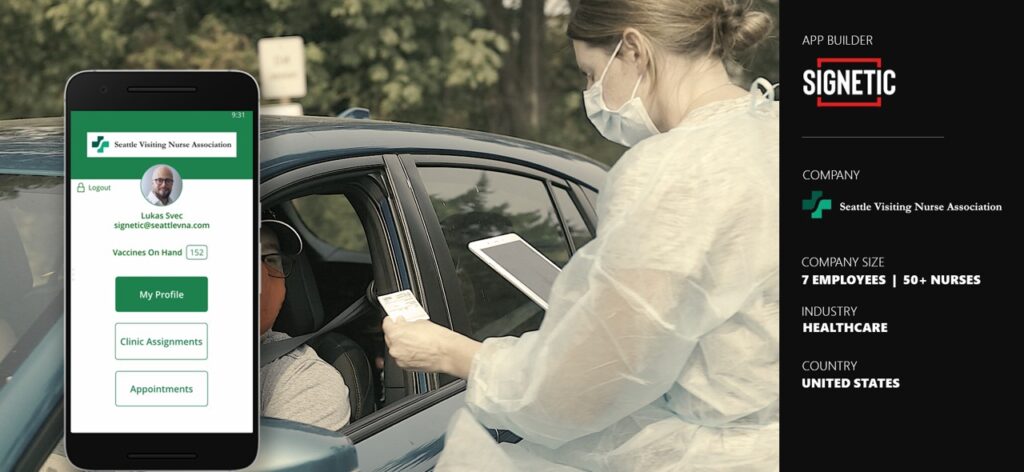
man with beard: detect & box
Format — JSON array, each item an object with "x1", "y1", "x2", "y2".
[{"x1": 145, "y1": 165, "x2": 177, "y2": 206}]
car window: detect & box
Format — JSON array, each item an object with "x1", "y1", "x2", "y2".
[
  {"x1": 582, "y1": 186, "x2": 599, "y2": 214},
  {"x1": 552, "y1": 186, "x2": 594, "y2": 250},
  {"x1": 417, "y1": 167, "x2": 571, "y2": 340},
  {"x1": 292, "y1": 194, "x2": 369, "y2": 254},
  {"x1": 0, "y1": 175, "x2": 63, "y2": 373}
]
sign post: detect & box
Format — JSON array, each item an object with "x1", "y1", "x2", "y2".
[{"x1": 258, "y1": 36, "x2": 306, "y2": 116}]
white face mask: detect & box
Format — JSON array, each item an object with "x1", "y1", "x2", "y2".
[{"x1": 583, "y1": 39, "x2": 660, "y2": 147}]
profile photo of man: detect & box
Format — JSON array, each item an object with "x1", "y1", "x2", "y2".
[{"x1": 141, "y1": 164, "x2": 182, "y2": 206}]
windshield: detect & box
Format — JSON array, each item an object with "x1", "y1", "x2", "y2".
[{"x1": 0, "y1": 174, "x2": 63, "y2": 386}]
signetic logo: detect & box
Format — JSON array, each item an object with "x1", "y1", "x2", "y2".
[{"x1": 803, "y1": 58, "x2": 895, "y2": 107}]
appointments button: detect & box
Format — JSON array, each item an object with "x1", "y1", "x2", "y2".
[
  {"x1": 115, "y1": 371, "x2": 208, "y2": 407},
  {"x1": 115, "y1": 276, "x2": 208, "y2": 312}
]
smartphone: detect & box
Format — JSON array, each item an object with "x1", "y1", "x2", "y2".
[{"x1": 64, "y1": 71, "x2": 259, "y2": 469}]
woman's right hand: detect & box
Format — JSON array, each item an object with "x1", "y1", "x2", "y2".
[{"x1": 382, "y1": 317, "x2": 482, "y2": 379}]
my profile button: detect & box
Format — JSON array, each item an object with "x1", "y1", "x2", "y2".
[{"x1": 115, "y1": 276, "x2": 208, "y2": 312}]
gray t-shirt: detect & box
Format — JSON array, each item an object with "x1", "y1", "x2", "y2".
[{"x1": 261, "y1": 330, "x2": 350, "y2": 430}]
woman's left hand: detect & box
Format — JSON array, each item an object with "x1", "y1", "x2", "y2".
[{"x1": 382, "y1": 317, "x2": 482, "y2": 378}]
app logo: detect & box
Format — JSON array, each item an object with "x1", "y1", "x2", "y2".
[
  {"x1": 802, "y1": 191, "x2": 832, "y2": 219},
  {"x1": 91, "y1": 135, "x2": 109, "y2": 153},
  {"x1": 803, "y1": 57, "x2": 895, "y2": 107}
]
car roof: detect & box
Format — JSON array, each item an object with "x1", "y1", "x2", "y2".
[{"x1": 0, "y1": 116, "x2": 608, "y2": 189}]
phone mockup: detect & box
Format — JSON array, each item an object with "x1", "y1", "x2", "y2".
[
  {"x1": 468, "y1": 233, "x2": 561, "y2": 310},
  {"x1": 64, "y1": 71, "x2": 259, "y2": 469}
]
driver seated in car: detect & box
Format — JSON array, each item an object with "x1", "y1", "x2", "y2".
[{"x1": 260, "y1": 220, "x2": 350, "y2": 430}]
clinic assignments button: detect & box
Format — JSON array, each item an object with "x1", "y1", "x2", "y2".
[
  {"x1": 115, "y1": 323, "x2": 207, "y2": 360},
  {"x1": 115, "y1": 276, "x2": 208, "y2": 312},
  {"x1": 115, "y1": 371, "x2": 208, "y2": 407}
]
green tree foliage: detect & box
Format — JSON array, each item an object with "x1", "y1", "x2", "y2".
[{"x1": 0, "y1": 0, "x2": 779, "y2": 167}]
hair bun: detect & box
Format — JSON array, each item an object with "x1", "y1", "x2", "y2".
[
  {"x1": 567, "y1": 0, "x2": 774, "y2": 61},
  {"x1": 723, "y1": 3, "x2": 772, "y2": 54}
]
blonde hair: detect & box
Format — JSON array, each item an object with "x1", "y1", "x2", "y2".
[{"x1": 568, "y1": 0, "x2": 772, "y2": 69}]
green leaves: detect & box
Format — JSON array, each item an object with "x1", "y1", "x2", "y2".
[
  {"x1": 447, "y1": 29, "x2": 505, "y2": 89},
  {"x1": 0, "y1": 0, "x2": 779, "y2": 168}
]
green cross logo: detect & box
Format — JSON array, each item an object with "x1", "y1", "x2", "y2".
[
  {"x1": 91, "y1": 135, "x2": 109, "y2": 153},
  {"x1": 802, "y1": 190, "x2": 832, "y2": 219}
]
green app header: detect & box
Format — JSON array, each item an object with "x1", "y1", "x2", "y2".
[{"x1": 71, "y1": 111, "x2": 254, "y2": 179}]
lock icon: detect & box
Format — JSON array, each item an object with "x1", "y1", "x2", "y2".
[{"x1": 77, "y1": 182, "x2": 85, "y2": 193}]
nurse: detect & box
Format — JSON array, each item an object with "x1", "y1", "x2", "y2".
[{"x1": 383, "y1": 0, "x2": 779, "y2": 469}]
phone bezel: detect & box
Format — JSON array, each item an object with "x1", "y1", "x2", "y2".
[{"x1": 63, "y1": 70, "x2": 260, "y2": 470}]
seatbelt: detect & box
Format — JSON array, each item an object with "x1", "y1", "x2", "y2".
[{"x1": 260, "y1": 295, "x2": 371, "y2": 367}]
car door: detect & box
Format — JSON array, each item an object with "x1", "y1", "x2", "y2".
[
  {"x1": 356, "y1": 153, "x2": 600, "y2": 468},
  {"x1": 261, "y1": 151, "x2": 425, "y2": 470},
  {"x1": 262, "y1": 150, "x2": 481, "y2": 472},
  {"x1": 328, "y1": 149, "x2": 602, "y2": 472}
]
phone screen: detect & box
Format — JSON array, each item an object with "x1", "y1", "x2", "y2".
[{"x1": 68, "y1": 110, "x2": 255, "y2": 433}]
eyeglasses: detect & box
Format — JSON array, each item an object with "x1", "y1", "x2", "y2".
[
  {"x1": 261, "y1": 253, "x2": 296, "y2": 278},
  {"x1": 153, "y1": 178, "x2": 174, "y2": 185}
]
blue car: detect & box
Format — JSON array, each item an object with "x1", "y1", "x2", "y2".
[{"x1": 0, "y1": 115, "x2": 606, "y2": 471}]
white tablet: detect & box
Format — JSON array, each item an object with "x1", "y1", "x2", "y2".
[{"x1": 468, "y1": 233, "x2": 561, "y2": 310}]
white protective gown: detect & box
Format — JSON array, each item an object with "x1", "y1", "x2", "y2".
[{"x1": 436, "y1": 85, "x2": 779, "y2": 471}]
